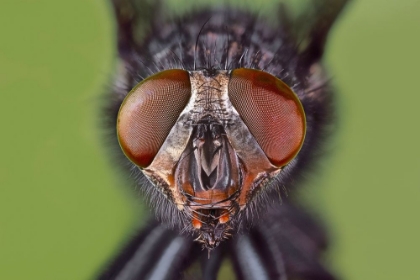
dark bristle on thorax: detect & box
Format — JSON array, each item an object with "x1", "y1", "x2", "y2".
[{"x1": 99, "y1": 1, "x2": 350, "y2": 279}]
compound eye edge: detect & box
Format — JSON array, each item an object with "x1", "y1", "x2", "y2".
[
  {"x1": 117, "y1": 69, "x2": 191, "y2": 168},
  {"x1": 228, "y1": 68, "x2": 306, "y2": 167}
]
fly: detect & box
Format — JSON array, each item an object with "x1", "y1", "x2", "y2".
[{"x1": 99, "y1": 0, "x2": 351, "y2": 279}]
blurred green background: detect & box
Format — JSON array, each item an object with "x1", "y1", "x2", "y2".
[{"x1": 1, "y1": 0, "x2": 419, "y2": 279}]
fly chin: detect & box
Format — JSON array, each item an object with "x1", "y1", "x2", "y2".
[{"x1": 143, "y1": 164, "x2": 281, "y2": 252}]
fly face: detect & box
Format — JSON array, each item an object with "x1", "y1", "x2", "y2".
[{"x1": 117, "y1": 67, "x2": 305, "y2": 249}]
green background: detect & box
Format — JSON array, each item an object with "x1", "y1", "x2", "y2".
[{"x1": 1, "y1": 0, "x2": 419, "y2": 279}]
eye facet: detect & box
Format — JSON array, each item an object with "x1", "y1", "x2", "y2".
[
  {"x1": 228, "y1": 68, "x2": 306, "y2": 167},
  {"x1": 117, "y1": 69, "x2": 191, "y2": 168}
]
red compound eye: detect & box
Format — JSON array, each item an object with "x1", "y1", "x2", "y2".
[
  {"x1": 117, "y1": 69, "x2": 191, "y2": 168},
  {"x1": 228, "y1": 68, "x2": 306, "y2": 167}
]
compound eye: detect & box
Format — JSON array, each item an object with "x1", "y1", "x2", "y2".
[
  {"x1": 117, "y1": 69, "x2": 191, "y2": 168},
  {"x1": 228, "y1": 68, "x2": 306, "y2": 167}
]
